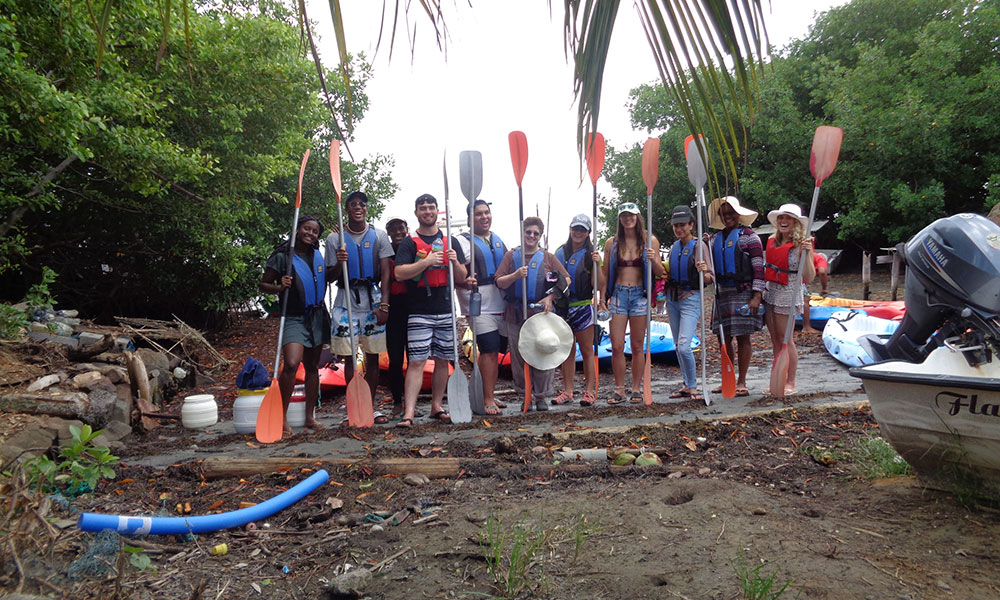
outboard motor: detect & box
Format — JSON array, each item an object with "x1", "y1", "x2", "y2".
[{"x1": 861, "y1": 213, "x2": 1000, "y2": 366}]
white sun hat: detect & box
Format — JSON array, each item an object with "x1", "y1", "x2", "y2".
[
  {"x1": 766, "y1": 203, "x2": 809, "y2": 231},
  {"x1": 517, "y1": 312, "x2": 574, "y2": 370}
]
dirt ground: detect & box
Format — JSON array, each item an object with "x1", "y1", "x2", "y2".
[{"x1": 5, "y1": 268, "x2": 1000, "y2": 599}]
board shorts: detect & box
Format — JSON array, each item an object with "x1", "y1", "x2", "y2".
[
  {"x1": 330, "y1": 306, "x2": 387, "y2": 355},
  {"x1": 407, "y1": 313, "x2": 455, "y2": 362}
]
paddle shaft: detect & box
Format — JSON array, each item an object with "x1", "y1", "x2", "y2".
[
  {"x1": 696, "y1": 186, "x2": 709, "y2": 405},
  {"x1": 780, "y1": 185, "x2": 821, "y2": 348},
  {"x1": 518, "y1": 185, "x2": 532, "y2": 412},
  {"x1": 591, "y1": 182, "x2": 600, "y2": 364},
  {"x1": 444, "y1": 178, "x2": 461, "y2": 376},
  {"x1": 272, "y1": 205, "x2": 301, "y2": 378},
  {"x1": 335, "y1": 198, "x2": 359, "y2": 368}
]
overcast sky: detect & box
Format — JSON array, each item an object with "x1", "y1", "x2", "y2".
[{"x1": 310, "y1": 1, "x2": 847, "y2": 239}]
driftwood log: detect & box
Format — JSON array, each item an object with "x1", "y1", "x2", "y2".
[
  {"x1": 0, "y1": 389, "x2": 115, "y2": 427},
  {"x1": 200, "y1": 456, "x2": 465, "y2": 480}
]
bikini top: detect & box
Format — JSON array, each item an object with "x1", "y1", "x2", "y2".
[{"x1": 616, "y1": 255, "x2": 643, "y2": 268}]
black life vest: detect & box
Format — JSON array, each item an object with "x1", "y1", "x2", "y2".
[{"x1": 555, "y1": 244, "x2": 593, "y2": 301}]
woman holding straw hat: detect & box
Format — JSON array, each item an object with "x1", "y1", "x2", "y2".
[
  {"x1": 707, "y1": 196, "x2": 765, "y2": 397},
  {"x1": 763, "y1": 203, "x2": 815, "y2": 396},
  {"x1": 601, "y1": 202, "x2": 666, "y2": 404}
]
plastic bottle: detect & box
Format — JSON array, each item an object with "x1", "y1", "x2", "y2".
[
  {"x1": 738, "y1": 303, "x2": 765, "y2": 316},
  {"x1": 597, "y1": 307, "x2": 611, "y2": 321},
  {"x1": 468, "y1": 290, "x2": 482, "y2": 317}
]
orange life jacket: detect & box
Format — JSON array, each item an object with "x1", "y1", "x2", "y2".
[
  {"x1": 764, "y1": 238, "x2": 796, "y2": 286},
  {"x1": 411, "y1": 234, "x2": 450, "y2": 289}
]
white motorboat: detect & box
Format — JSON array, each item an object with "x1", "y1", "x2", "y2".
[{"x1": 851, "y1": 213, "x2": 1000, "y2": 498}]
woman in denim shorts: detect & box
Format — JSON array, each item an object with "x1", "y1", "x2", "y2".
[{"x1": 600, "y1": 203, "x2": 665, "y2": 404}]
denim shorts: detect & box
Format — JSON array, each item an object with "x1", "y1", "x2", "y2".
[{"x1": 608, "y1": 284, "x2": 648, "y2": 317}]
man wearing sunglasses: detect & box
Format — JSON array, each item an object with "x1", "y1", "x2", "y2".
[{"x1": 325, "y1": 191, "x2": 395, "y2": 423}]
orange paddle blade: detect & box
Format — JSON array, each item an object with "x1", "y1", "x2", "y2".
[
  {"x1": 770, "y1": 344, "x2": 789, "y2": 400},
  {"x1": 255, "y1": 378, "x2": 284, "y2": 443},
  {"x1": 585, "y1": 132, "x2": 605, "y2": 185},
  {"x1": 328, "y1": 140, "x2": 341, "y2": 201},
  {"x1": 346, "y1": 373, "x2": 374, "y2": 427},
  {"x1": 809, "y1": 126, "x2": 843, "y2": 186},
  {"x1": 508, "y1": 131, "x2": 528, "y2": 185},
  {"x1": 295, "y1": 149, "x2": 310, "y2": 209},
  {"x1": 641, "y1": 137, "x2": 660, "y2": 196},
  {"x1": 720, "y1": 344, "x2": 737, "y2": 399},
  {"x1": 522, "y1": 365, "x2": 532, "y2": 413}
]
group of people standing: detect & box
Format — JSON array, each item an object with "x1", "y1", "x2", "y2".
[{"x1": 259, "y1": 190, "x2": 817, "y2": 432}]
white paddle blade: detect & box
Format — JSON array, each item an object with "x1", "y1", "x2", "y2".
[
  {"x1": 448, "y1": 372, "x2": 472, "y2": 423},
  {"x1": 459, "y1": 151, "x2": 484, "y2": 202},
  {"x1": 684, "y1": 135, "x2": 708, "y2": 190}
]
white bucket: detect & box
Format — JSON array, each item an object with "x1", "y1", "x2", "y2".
[
  {"x1": 181, "y1": 394, "x2": 218, "y2": 429},
  {"x1": 287, "y1": 385, "x2": 308, "y2": 428},
  {"x1": 233, "y1": 389, "x2": 266, "y2": 434}
]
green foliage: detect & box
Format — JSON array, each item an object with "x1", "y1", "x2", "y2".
[
  {"x1": 123, "y1": 546, "x2": 156, "y2": 572},
  {"x1": 0, "y1": 266, "x2": 57, "y2": 339},
  {"x1": 733, "y1": 550, "x2": 796, "y2": 600},
  {"x1": 607, "y1": 0, "x2": 1000, "y2": 251},
  {"x1": 24, "y1": 424, "x2": 119, "y2": 495},
  {"x1": 848, "y1": 432, "x2": 911, "y2": 480},
  {"x1": 479, "y1": 510, "x2": 551, "y2": 599},
  {"x1": 0, "y1": 0, "x2": 395, "y2": 320}
]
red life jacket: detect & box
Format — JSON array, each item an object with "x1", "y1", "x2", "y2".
[
  {"x1": 764, "y1": 237, "x2": 796, "y2": 285},
  {"x1": 388, "y1": 257, "x2": 408, "y2": 296},
  {"x1": 411, "y1": 234, "x2": 450, "y2": 288}
]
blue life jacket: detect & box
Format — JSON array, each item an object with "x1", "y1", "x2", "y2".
[
  {"x1": 506, "y1": 248, "x2": 547, "y2": 303},
  {"x1": 668, "y1": 239, "x2": 698, "y2": 291},
  {"x1": 291, "y1": 249, "x2": 326, "y2": 310},
  {"x1": 342, "y1": 227, "x2": 378, "y2": 284},
  {"x1": 465, "y1": 232, "x2": 507, "y2": 284},
  {"x1": 606, "y1": 240, "x2": 648, "y2": 298},
  {"x1": 712, "y1": 228, "x2": 753, "y2": 288},
  {"x1": 555, "y1": 244, "x2": 593, "y2": 301}
]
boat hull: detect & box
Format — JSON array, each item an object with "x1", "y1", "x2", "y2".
[{"x1": 850, "y1": 347, "x2": 1000, "y2": 496}]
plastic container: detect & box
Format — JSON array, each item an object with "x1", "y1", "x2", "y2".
[
  {"x1": 181, "y1": 394, "x2": 218, "y2": 428},
  {"x1": 287, "y1": 385, "x2": 308, "y2": 428},
  {"x1": 738, "y1": 303, "x2": 766, "y2": 316},
  {"x1": 233, "y1": 389, "x2": 266, "y2": 434}
]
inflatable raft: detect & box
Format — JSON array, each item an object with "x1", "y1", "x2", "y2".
[{"x1": 822, "y1": 309, "x2": 900, "y2": 367}]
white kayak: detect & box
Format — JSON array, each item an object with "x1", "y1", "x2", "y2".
[{"x1": 822, "y1": 309, "x2": 900, "y2": 367}]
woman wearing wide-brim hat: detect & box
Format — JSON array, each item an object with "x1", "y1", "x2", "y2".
[
  {"x1": 763, "y1": 203, "x2": 815, "y2": 396},
  {"x1": 707, "y1": 196, "x2": 765, "y2": 398}
]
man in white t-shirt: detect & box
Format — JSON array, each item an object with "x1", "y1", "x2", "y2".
[
  {"x1": 456, "y1": 200, "x2": 509, "y2": 415},
  {"x1": 325, "y1": 191, "x2": 395, "y2": 422}
]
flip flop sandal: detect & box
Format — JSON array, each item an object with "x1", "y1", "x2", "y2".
[
  {"x1": 484, "y1": 404, "x2": 503, "y2": 415},
  {"x1": 735, "y1": 387, "x2": 750, "y2": 397},
  {"x1": 711, "y1": 385, "x2": 723, "y2": 394},
  {"x1": 372, "y1": 411, "x2": 388, "y2": 425},
  {"x1": 429, "y1": 410, "x2": 452, "y2": 424},
  {"x1": 669, "y1": 389, "x2": 691, "y2": 399},
  {"x1": 607, "y1": 392, "x2": 626, "y2": 405},
  {"x1": 580, "y1": 392, "x2": 596, "y2": 406},
  {"x1": 552, "y1": 390, "x2": 574, "y2": 405},
  {"x1": 395, "y1": 418, "x2": 413, "y2": 429},
  {"x1": 689, "y1": 392, "x2": 704, "y2": 402},
  {"x1": 629, "y1": 392, "x2": 643, "y2": 404}
]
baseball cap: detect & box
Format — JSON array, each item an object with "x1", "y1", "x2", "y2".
[
  {"x1": 467, "y1": 199, "x2": 491, "y2": 215},
  {"x1": 671, "y1": 205, "x2": 695, "y2": 225},
  {"x1": 618, "y1": 202, "x2": 641, "y2": 215},
  {"x1": 385, "y1": 216, "x2": 407, "y2": 227},
  {"x1": 569, "y1": 214, "x2": 592, "y2": 231},
  {"x1": 346, "y1": 191, "x2": 368, "y2": 204}
]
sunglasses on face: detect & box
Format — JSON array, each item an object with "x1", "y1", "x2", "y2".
[
  {"x1": 618, "y1": 203, "x2": 640, "y2": 214},
  {"x1": 524, "y1": 230, "x2": 541, "y2": 237},
  {"x1": 347, "y1": 200, "x2": 367, "y2": 208}
]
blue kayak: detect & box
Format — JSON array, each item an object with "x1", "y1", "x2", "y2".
[
  {"x1": 797, "y1": 305, "x2": 867, "y2": 330},
  {"x1": 623, "y1": 319, "x2": 700, "y2": 363}
]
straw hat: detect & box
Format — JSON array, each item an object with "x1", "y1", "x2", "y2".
[
  {"x1": 708, "y1": 196, "x2": 758, "y2": 230},
  {"x1": 766, "y1": 203, "x2": 808, "y2": 231},
  {"x1": 518, "y1": 312, "x2": 574, "y2": 370}
]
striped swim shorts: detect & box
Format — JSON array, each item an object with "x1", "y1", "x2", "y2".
[{"x1": 406, "y1": 313, "x2": 455, "y2": 362}]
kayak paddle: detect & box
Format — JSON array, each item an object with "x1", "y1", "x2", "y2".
[
  {"x1": 585, "y1": 132, "x2": 605, "y2": 399},
  {"x1": 684, "y1": 134, "x2": 711, "y2": 406},
  {"x1": 508, "y1": 130, "x2": 532, "y2": 413},
  {"x1": 443, "y1": 151, "x2": 472, "y2": 423},
  {"x1": 640, "y1": 136, "x2": 659, "y2": 405},
  {"x1": 772, "y1": 126, "x2": 844, "y2": 399},
  {"x1": 257, "y1": 149, "x2": 311, "y2": 443},
  {"x1": 459, "y1": 150, "x2": 486, "y2": 415},
  {"x1": 331, "y1": 140, "x2": 374, "y2": 427}
]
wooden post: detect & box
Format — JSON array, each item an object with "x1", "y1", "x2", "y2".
[
  {"x1": 890, "y1": 252, "x2": 902, "y2": 300},
  {"x1": 862, "y1": 252, "x2": 871, "y2": 300}
]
